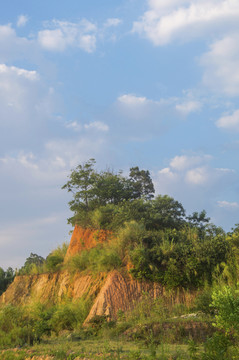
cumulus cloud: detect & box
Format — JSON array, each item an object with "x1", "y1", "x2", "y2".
[
  {"x1": 0, "y1": 63, "x2": 56, "y2": 152},
  {"x1": 217, "y1": 200, "x2": 239, "y2": 209},
  {"x1": 133, "y1": 0, "x2": 239, "y2": 46},
  {"x1": 0, "y1": 24, "x2": 35, "y2": 63},
  {"x1": 155, "y1": 153, "x2": 235, "y2": 200},
  {"x1": 176, "y1": 100, "x2": 201, "y2": 115},
  {"x1": 153, "y1": 152, "x2": 238, "y2": 228},
  {"x1": 118, "y1": 94, "x2": 148, "y2": 106},
  {"x1": 84, "y1": 121, "x2": 109, "y2": 132},
  {"x1": 104, "y1": 18, "x2": 122, "y2": 28},
  {"x1": 185, "y1": 167, "x2": 209, "y2": 185},
  {"x1": 170, "y1": 154, "x2": 211, "y2": 171},
  {"x1": 201, "y1": 34, "x2": 239, "y2": 95},
  {"x1": 65, "y1": 121, "x2": 82, "y2": 132},
  {"x1": 0, "y1": 63, "x2": 38, "y2": 80},
  {"x1": 38, "y1": 19, "x2": 97, "y2": 52},
  {"x1": 133, "y1": 1, "x2": 239, "y2": 96},
  {"x1": 216, "y1": 109, "x2": 239, "y2": 131},
  {"x1": 17, "y1": 15, "x2": 29, "y2": 27}
]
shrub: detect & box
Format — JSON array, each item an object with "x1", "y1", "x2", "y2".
[{"x1": 211, "y1": 286, "x2": 239, "y2": 337}]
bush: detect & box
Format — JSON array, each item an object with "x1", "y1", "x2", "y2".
[
  {"x1": 195, "y1": 288, "x2": 213, "y2": 315},
  {"x1": 211, "y1": 286, "x2": 239, "y2": 337},
  {"x1": 66, "y1": 243, "x2": 122, "y2": 274}
]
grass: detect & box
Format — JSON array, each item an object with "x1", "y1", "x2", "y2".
[{"x1": 0, "y1": 337, "x2": 192, "y2": 359}]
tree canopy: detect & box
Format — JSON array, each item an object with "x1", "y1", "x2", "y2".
[{"x1": 62, "y1": 159, "x2": 155, "y2": 225}]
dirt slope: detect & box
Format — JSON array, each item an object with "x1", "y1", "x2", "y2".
[
  {"x1": 0, "y1": 271, "x2": 106, "y2": 306},
  {"x1": 65, "y1": 225, "x2": 112, "y2": 258},
  {"x1": 0, "y1": 269, "x2": 164, "y2": 322},
  {"x1": 0, "y1": 225, "x2": 195, "y2": 322}
]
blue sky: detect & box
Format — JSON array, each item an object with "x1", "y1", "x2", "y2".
[{"x1": 1, "y1": 0, "x2": 239, "y2": 268}]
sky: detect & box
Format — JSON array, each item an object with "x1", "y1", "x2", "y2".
[{"x1": 1, "y1": 0, "x2": 239, "y2": 269}]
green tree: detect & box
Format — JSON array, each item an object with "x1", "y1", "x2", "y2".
[
  {"x1": 129, "y1": 166, "x2": 155, "y2": 200},
  {"x1": 146, "y1": 195, "x2": 186, "y2": 230},
  {"x1": 62, "y1": 159, "x2": 156, "y2": 226},
  {"x1": 19, "y1": 253, "x2": 45, "y2": 275},
  {"x1": 93, "y1": 170, "x2": 130, "y2": 206},
  {"x1": 0, "y1": 267, "x2": 15, "y2": 295},
  {"x1": 62, "y1": 158, "x2": 98, "y2": 211}
]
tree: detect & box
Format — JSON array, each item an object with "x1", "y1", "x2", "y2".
[
  {"x1": 93, "y1": 170, "x2": 130, "y2": 206},
  {"x1": 146, "y1": 195, "x2": 186, "y2": 230},
  {"x1": 18, "y1": 253, "x2": 45, "y2": 275},
  {"x1": 0, "y1": 267, "x2": 15, "y2": 295},
  {"x1": 129, "y1": 166, "x2": 155, "y2": 200},
  {"x1": 62, "y1": 160, "x2": 156, "y2": 226},
  {"x1": 62, "y1": 158, "x2": 98, "y2": 211}
]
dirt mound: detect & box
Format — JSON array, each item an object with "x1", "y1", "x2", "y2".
[{"x1": 65, "y1": 225, "x2": 112, "y2": 258}]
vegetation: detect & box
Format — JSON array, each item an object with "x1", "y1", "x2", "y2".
[
  {"x1": 2, "y1": 159, "x2": 239, "y2": 358},
  {"x1": 0, "y1": 267, "x2": 14, "y2": 296}
]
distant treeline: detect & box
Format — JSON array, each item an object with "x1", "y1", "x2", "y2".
[{"x1": 0, "y1": 267, "x2": 15, "y2": 296}]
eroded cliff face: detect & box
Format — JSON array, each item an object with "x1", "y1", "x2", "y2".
[
  {"x1": 0, "y1": 225, "x2": 196, "y2": 323},
  {"x1": 0, "y1": 271, "x2": 106, "y2": 307},
  {"x1": 65, "y1": 225, "x2": 112, "y2": 258},
  {"x1": 0, "y1": 269, "x2": 165, "y2": 324}
]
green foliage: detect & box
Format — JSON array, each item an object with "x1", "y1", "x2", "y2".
[
  {"x1": 128, "y1": 226, "x2": 229, "y2": 288},
  {"x1": 0, "y1": 299, "x2": 91, "y2": 349},
  {"x1": 66, "y1": 242, "x2": 122, "y2": 274},
  {"x1": 46, "y1": 254, "x2": 64, "y2": 272},
  {"x1": 0, "y1": 267, "x2": 15, "y2": 295},
  {"x1": 18, "y1": 253, "x2": 45, "y2": 275},
  {"x1": 195, "y1": 288, "x2": 214, "y2": 315},
  {"x1": 211, "y1": 286, "x2": 239, "y2": 337},
  {"x1": 201, "y1": 332, "x2": 231, "y2": 360},
  {"x1": 62, "y1": 159, "x2": 155, "y2": 226},
  {"x1": 46, "y1": 242, "x2": 69, "y2": 272}
]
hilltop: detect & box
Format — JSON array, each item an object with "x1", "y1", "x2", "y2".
[{"x1": 1, "y1": 160, "x2": 239, "y2": 359}]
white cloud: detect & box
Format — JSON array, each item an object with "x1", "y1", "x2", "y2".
[
  {"x1": 154, "y1": 152, "x2": 237, "y2": 228},
  {"x1": 170, "y1": 154, "x2": 211, "y2": 171},
  {"x1": 176, "y1": 100, "x2": 201, "y2": 115},
  {"x1": 158, "y1": 167, "x2": 178, "y2": 180},
  {"x1": 155, "y1": 153, "x2": 234, "y2": 194},
  {"x1": 17, "y1": 15, "x2": 29, "y2": 27},
  {"x1": 217, "y1": 200, "x2": 239, "y2": 209},
  {"x1": 38, "y1": 19, "x2": 97, "y2": 53},
  {"x1": 104, "y1": 18, "x2": 122, "y2": 28},
  {"x1": 201, "y1": 34, "x2": 239, "y2": 95},
  {"x1": 0, "y1": 24, "x2": 35, "y2": 63},
  {"x1": 216, "y1": 109, "x2": 239, "y2": 131},
  {"x1": 133, "y1": 0, "x2": 239, "y2": 46},
  {"x1": 0, "y1": 63, "x2": 57, "y2": 153},
  {"x1": 118, "y1": 94, "x2": 148, "y2": 106},
  {"x1": 0, "y1": 63, "x2": 38, "y2": 81},
  {"x1": 185, "y1": 166, "x2": 209, "y2": 185},
  {"x1": 84, "y1": 121, "x2": 109, "y2": 132},
  {"x1": 65, "y1": 121, "x2": 82, "y2": 131}
]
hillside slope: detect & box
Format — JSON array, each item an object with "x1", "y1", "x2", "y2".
[{"x1": 0, "y1": 225, "x2": 196, "y2": 323}]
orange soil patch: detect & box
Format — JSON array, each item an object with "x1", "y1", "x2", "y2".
[{"x1": 65, "y1": 225, "x2": 112, "y2": 258}]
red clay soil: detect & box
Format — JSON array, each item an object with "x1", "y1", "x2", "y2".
[{"x1": 65, "y1": 225, "x2": 112, "y2": 258}]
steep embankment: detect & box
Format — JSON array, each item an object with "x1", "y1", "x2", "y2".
[
  {"x1": 65, "y1": 225, "x2": 112, "y2": 258},
  {"x1": 0, "y1": 271, "x2": 106, "y2": 307},
  {"x1": 0, "y1": 268, "x2": 165, "y2": 323},
  {"x1": 0, "y1": 225, "x2": 195, "y2": 323}
]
